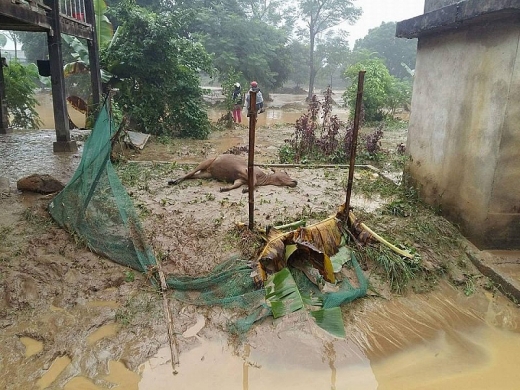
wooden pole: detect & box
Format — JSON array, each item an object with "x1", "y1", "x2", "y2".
[
  {"x1": 344, "y1": 71, "x2": 366, "y2": 222},
  {"x1": 48, "y1": 0, "x2": 77, "y2": 152},
  {"x1": 247, "y1": 90, "x2": 257, "y2": 230}
]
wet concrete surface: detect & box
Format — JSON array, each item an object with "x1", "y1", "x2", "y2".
[
  {"x1": 0, "y1": 129, "x2": 85, "y2": 187},
  {"x1": 467, "y1": 246, "x2": 520, "y2": 303}
]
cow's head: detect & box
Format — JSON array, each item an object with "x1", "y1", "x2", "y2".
[{"x1": 268, "y1": 168, "x2": 297, "y2": 188}]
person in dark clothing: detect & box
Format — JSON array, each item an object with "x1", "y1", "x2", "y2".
[{"x1": 231, "y1": 82, "x2": 243, "y2": 123}]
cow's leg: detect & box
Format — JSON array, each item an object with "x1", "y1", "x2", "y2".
[
  {"x1": 220, "y1": 179, "x2": 246, "y2": 192},
  {"x1": 240, "y1": 171, "x2": 257, "y2": 193},
  {"x1": 168, "y1": 158, "x2": 215, "y2": 185},
  {"x1": 190, "y1": 171, "x2": 213, "y2": 179}
]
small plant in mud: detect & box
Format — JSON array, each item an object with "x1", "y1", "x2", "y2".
[
  {"x1": 360, "y1": 123, "x2": 384, "y2": 159},
  {"x1": 463, "y1": 274, "x2": 477, "y2": 296},
  {"x1": 124, "y1": 270, "x2": 135, "y2": 282},
  {"x1": 361, "y1": 245, "x2": 423, "y2": 294}
]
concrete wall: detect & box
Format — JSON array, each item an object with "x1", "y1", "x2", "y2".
[
  {"x1": 425, "y1": 0, "x2": 460, "y2": 13},
  {"x1": 406, "y1": 20, "x2": 520, "y2": 248}
]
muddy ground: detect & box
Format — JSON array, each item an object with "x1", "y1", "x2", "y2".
[{"x1": 1, "y1": 96, "x2": 518, "y2": 389}]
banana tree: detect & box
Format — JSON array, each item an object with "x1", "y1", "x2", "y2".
[{"x1": 62, "y1": 0, "x2": 114, "y2": 116}]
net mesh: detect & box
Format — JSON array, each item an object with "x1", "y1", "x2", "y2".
[
  {"x1": 48, "y1": 99, "x2": 156, "y2": 273},
  {"x1": 48, "y1": 98, "x2": 367, "y2": 335}
]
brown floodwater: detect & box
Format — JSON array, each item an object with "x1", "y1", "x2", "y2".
[{"x1": 136, "y1": 283, "x2": 520, "y2": 390}]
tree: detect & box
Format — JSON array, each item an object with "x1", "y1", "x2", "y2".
[
  {"x1": 287, "y1": 40, "x2": 308, "y2": 88},
  {"x1": 180, "y1": 1, "x2": 292, "y2": 95},
  {"x1": 102, "y1": 1, "x2": 213, "y2": 138},
  {"x1": 13, "y1": 32, "x2": 48, "y2": 64},
  {"x1": 3, "y1": 61, "x2": 42, "y2": 129},
  {"x1": 297, "y1": 0, "x2": 361, "y2": 100},
  {"x1": 353, "y1": 21, "x2": 417, "y2": 80},
  {"x1": 315, "y1": 30, "x2": 351, "y2": 90},
  {"x1": 240, "y1": 0, "x2": 297, "y2": 30},
  {"x1": 343, "y1": 56, "x2": 393, "y2": 122},
  {"x1": 386, "y1": 77, "x2": 412, "y2": 115}
]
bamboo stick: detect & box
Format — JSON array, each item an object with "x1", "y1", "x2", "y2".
[
  {"x1": 156, "y1": 257, "x2": 179, "y2": 374},
  {"x1": 349, "y1": 211, "x2": 414, "y2": 259}
]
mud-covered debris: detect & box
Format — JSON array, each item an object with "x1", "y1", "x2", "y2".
[{"x1": 17, "y1": 174, "x2": 64, "y2": 194}]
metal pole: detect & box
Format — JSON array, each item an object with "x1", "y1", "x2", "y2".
[
  {"x1": 248, "y1": 91, "x2": 257, "y2": 230},
  {"x1": 344, "y1": 71, "x2": 366, "y2": 222}
]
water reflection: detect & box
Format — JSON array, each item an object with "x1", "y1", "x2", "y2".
[{"x1": 208, "y1": 106, "x2": 350, "y2": 129}]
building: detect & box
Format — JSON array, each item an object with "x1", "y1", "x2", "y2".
[{"x1": 396, "y1": 0, "x2": 520, "y2": 249}]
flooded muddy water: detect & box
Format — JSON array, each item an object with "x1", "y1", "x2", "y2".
[{"x1": 138, "y1": 283, "x2": 520, "y2": 390}]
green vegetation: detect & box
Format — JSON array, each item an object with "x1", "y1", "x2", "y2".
[
  {"x1": 3, "y1": 61, "x2": 42, "y2": 129},
  {"x1": 115, "y1": 293, "x2": 160, "y2": 326},
  {"x1": 352, "y1": 21, "x2": 417, "y2": 80},
  {"x1": 102, "y1": 1, "x2": 213, "y2": 138},
  {"x1": 279, "y1": 88, "x2": 389, "y2": 165},
  {"x1": 343, "y1": 56, "x2": 394, "y2": 122}
]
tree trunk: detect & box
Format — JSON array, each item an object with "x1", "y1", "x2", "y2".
[{"x1": 307, "y1": 26, "x2": 316, "y2": 101}]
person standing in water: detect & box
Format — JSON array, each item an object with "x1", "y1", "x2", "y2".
[
  {"x1": 245, "y1": 81, "x2": 264, "y2": 115},
  {"x1": 231, "y1": 82, "x2": 243, "y2": 123}
]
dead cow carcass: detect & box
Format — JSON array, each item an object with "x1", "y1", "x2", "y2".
[{"x1": 167, "y1": 154, "x2": 297, "y2": 192}]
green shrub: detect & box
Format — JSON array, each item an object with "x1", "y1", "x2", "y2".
[{"x1": 4, "y1": 61, "x2": 42, "y2": 129}]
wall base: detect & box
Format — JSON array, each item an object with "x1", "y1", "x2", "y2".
[{"x1": 53, "y1": 140, "x2": 78, "y2": 153}]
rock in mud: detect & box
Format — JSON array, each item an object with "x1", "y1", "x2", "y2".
[{"x1": 17, "y1": 174, "x2": 64, "y2": 194}]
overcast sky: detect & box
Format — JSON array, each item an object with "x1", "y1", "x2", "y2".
[{"x1": 346, "y1": 0, "x2": 425, "y2": 47}]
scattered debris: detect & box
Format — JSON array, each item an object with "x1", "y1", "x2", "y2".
[{"x1": 124, "y1": 131, "x2": 151, "y2": 150}]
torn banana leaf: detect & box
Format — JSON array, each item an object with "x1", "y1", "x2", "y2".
[
  {"x1": 330, "y1": 246, "x2": 352, "y2": 273},
  {"x1": 264, "y1": 268, "x2": 304, "y2": 318},
  {"x1": 295, "y1": 215, "x2": 343, "y2": 255},
  {"x1": 255, "y1": 216, "x2": 344, "y2": 285},
  {"x1": 287, "y1": 241, "x2": 336, "y2": 287},
  {"x1": 264, "y1": 268, "x2": 346, "y2": 337},
  {"x1": 310, "y1": 307, "x2": 346, "y2": 338}
]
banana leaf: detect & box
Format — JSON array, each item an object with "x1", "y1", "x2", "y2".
[
  {"x1": 264, "y1": 268, "x2": 303, "y2": 318},
  {"x1": 264, "y1": 268, "x2": 347, "y2": 337},
  {"x1": 310, "y1": 307, "x2": 346, "y2": 338},
  {"x1": 330, "y1": 246, "x2": 351, "y2": 273}
]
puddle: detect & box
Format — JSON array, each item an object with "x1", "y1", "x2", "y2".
[
  {"x1": 36, "y1": 355, "x2": 72, "y2": 389},
  {"x1": 63, "y1": 361, "x2": 141, "y2": 390},
  {"x1": 371, "y1": 325, "x2": 520, "y2": 389},
  {"x1": 19, "y1": 336, "x2": 43, "y2": 357},
  {"x1": 103, "y1": 360, "x2": 141, "y2": 389},
  {"x1": 138, "y1": 331, "x2": 375, "y2": 389},
  {"x1": 87, "y1": 323, "x2": 119, "y2": 345},
  {"x1": 64, "y1": 376, "x2": 101, "y2": 390}
]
